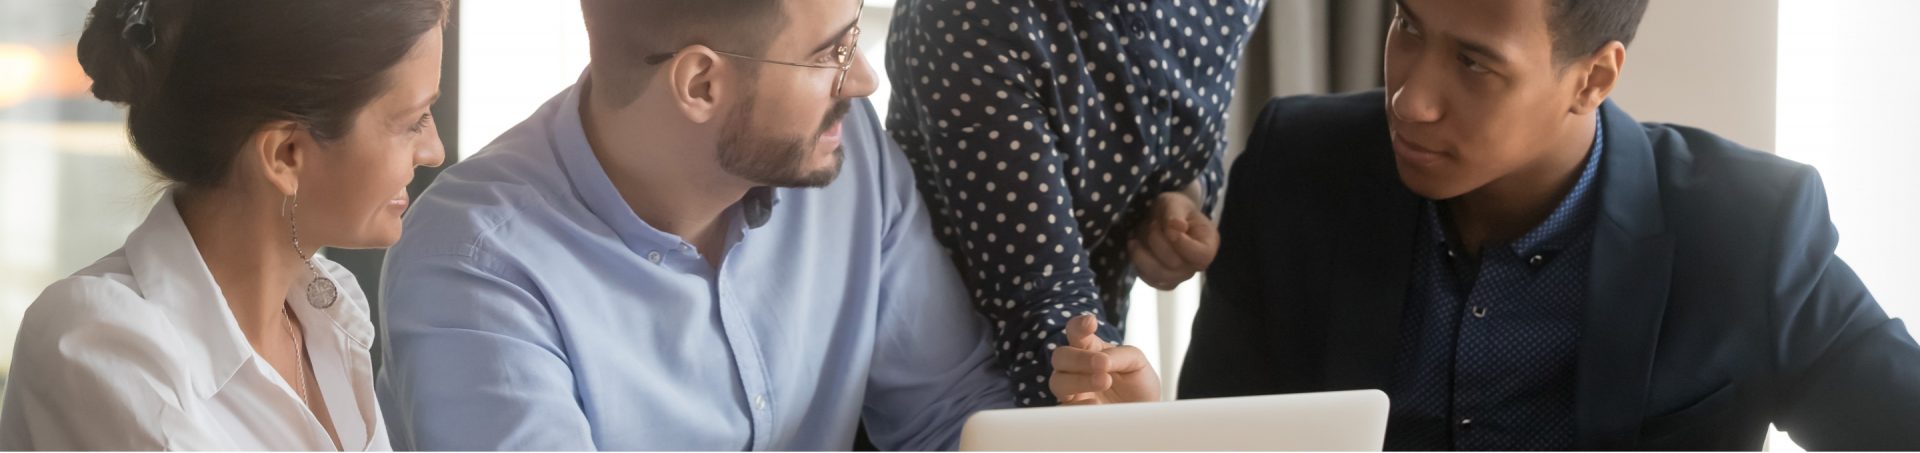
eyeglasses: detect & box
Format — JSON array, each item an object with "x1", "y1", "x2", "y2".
[{"x1": 644, "y1": 23, "x2": 863, "y2": 97}]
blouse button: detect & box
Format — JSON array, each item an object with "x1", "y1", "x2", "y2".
[{"x1": 1125, "y1": 15, "x2": 1149, "y2": 37}]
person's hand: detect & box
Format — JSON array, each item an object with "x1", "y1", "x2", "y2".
[
  {"x1": 1128, "y1": 189, "x2": 1220, "y2": 291},
  {"x1": 1050, "y1": 315, "x2": 1161, "y2": 405}
]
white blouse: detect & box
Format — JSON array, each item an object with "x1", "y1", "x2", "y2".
[{"x1": 0, "y1": 191, "x2": 390, "y2": 451}]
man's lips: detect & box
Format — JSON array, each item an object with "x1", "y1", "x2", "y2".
[
  {"x1": 818, "y1": 100, "x2": 851, "y2": 140},
  {"x1": 820, "y1": 121, "x2": 843, "y2": 140},
  {"x1": 1391, "y1": 130, "x2": 1450, "y2": 166}
]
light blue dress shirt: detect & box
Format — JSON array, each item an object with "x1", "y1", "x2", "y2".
[{"x1": 375, "y1": 74, "x2": 1015, "y2": 451}]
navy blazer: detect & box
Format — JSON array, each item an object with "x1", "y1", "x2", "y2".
[{"x1": 1181, "y1": 90, "x2": 1920, "y2": 450}]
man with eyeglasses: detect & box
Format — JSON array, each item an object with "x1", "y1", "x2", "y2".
[{"x1": 373, "y1": 0, "x2": 1146, "y2": 450}]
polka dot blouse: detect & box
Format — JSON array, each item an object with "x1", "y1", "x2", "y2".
[{"x1": 885, "y1": 0, "x2": 1266, "y2": 406}]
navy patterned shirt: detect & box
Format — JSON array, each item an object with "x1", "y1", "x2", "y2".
[
  {"x1": 886, "y1": 0, "x2": 1266, "y2": 406},
  {"x1": 1386, "y1": 118, "x2": 1605, "y2": 450}
]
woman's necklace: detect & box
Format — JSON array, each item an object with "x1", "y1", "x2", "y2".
[{"x1": 282, "y1": 303, "x2": 308, "y2": 405}]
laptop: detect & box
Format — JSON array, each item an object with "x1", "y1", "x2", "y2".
[{"x1": 958, "y1": 389, "x2": 1391, "y2": 451}]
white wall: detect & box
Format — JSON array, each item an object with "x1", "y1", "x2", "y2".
[
  {"x1": 1777, "y1": 0, "x2": 1920, "y2": 329},
  {"x1": 1609, "y1": 0, "x2": 1778, "y2": 151}
]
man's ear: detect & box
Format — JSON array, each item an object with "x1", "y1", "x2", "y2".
[
  {"x1": 1571, "y1": 41, "x2": 1626, "y2": 115},
  {"x1": 666, "y1": 45, "x2": 732, "y2": 125},
  {"x1": 249, "y1": 121, "x2": 307, "y2": 197}
]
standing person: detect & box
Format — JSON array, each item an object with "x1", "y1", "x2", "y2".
[
  {"x1": 886, "y1": 0, "x2": 1268, "y2": 406},
  {"x1": 0, "y1": 0, "x2": 447, "y2": 449}
]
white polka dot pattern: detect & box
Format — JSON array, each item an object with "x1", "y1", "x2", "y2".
[{"x1": 885, "y1": 0, "x2": 1266, "y2": 406}]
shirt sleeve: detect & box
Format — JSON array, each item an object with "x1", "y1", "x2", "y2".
[
  {"x1": 376, "y1": 252, "x2": 598, "y2": 451},
  {"x1": 0, "y1": 278, "x2": 222, "y2": 450},
  {"x1": 885, "y1": 0, "x2": 1124, "y2": 407},
  {"x1": 862, "y1": 96, "x2": 1018, "y2": 450}
]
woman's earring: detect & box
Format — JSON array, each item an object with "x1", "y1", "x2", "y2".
[{"x1": 286, "y1": 194, "x2": 338, "y2": 309}]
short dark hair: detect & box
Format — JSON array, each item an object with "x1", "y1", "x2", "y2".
[
  {"x1": 77, "y1": 0, "x2": 449, "y2": 190},
  {"x1": 1546, "y1": 0, "x2": 1651, "y2": 65},
  {"x1": 580, "y1": 0, "x2": 788, "y2": 107}
]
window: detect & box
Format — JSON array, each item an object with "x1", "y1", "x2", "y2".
[
  {"x1": 459, "y1": 0, "x2": 898, "y2": 159},
  {"x1": 0, "y1": 2, "x2": 161, "y2": 395}
]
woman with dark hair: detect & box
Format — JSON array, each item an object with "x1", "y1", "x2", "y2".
[{"x1": 0, "y1": 0, "x2": 447, "y2": 449}]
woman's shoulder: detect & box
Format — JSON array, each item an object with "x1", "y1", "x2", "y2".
[
  {"x1": 13, "y1": 256, "x2": 195, "y2": 382},
  {"x1": 20, "y1": 248, "x2": 173, "y2": 342},
  {"x1": 2, "y1": 270, "x2": 211, "y2": 450},
  {"x1": 6, "y1": 256, "x2": 199, "y2": 432}
]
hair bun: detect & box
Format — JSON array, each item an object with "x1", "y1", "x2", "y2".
[{"x1": 76, "y1": 0, "x2": 165, "y2": 105}]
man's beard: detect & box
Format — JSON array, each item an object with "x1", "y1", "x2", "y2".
[{"x1": 716, "y1": 97, "x2": 851, "y2": 188}]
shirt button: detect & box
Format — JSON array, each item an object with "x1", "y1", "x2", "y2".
[
  {"x1": 647, "y1": 250, "x2": 663, "y2": 264},
  {"x1": 1471, "y1": 306, "x2": 1488, "y2": 318},
  {"x1": 1458, "y1": 418, "x2": 1474, "y2": 431},
  {"x1": 752, "y1": 394, "x2": 768, "y2": 411},
  {"x1": 1445, "y1": 248, "x2": 1457, "y2": 259},
  {"x1": 1528, "y1": 254, "x2": 1548, "y2": 267}
]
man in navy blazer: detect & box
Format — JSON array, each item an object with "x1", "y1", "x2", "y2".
[{"x1": 1180, "y1": 0, "x2": 1920, "y2": 450}]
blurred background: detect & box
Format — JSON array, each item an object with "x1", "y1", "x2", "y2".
[{"x1": 2, "y1": 1, "x2": 1914, "y2": 449}]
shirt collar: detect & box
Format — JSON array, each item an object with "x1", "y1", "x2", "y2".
[
  {"x1": 1428, "y1": 115, "x2": 1606, "y2": 256},
  {"x1": 122, "y1": 191, "x2": 370, "y2": 400},
  {"x1": 1509, "y1": 115, "x2": 1606, "y2": 254},
  {"x1": 549, "y1": 70, "x2": 783, "y2": 255},
  {"x1": 741, "y1": 186, "x2": 779, "y2": 229},
  {"x1": 122, "y1": 191, "x2": 251, "y2": 399}
]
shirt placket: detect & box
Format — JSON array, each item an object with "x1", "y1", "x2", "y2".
[
  {"x1": 712, "y1": 235, "x2": 776, "y2": 449},
  {"x1": 1122, "y1": 2, "x2": 1177, "y2": 188},
  {"x1": 1452, "y1": 248, "x2": 1521, "y2": 450}
]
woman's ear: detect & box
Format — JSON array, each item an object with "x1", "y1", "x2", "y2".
[{"x1": 250, "y1": 121, "x2": 308, "y2": 197}]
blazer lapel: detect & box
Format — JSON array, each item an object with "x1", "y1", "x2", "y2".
[{"x1": 1575, "y1": 101, "x2": 1676, "y2": 449}]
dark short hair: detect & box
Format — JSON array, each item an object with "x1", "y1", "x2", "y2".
[
  {"x1": 580, "y1": 0, "x2": 788, "y2": 107},
  {"x1": 77, "y1": 0, "x2": 449, "y2": 190},
  {"x1": 1546, "y1": 0, "x2": 1651, "y2": 65}
]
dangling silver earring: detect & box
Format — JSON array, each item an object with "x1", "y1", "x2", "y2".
[{"x1": 286, "y1": 193, "x2": 339, "y2": 309}]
